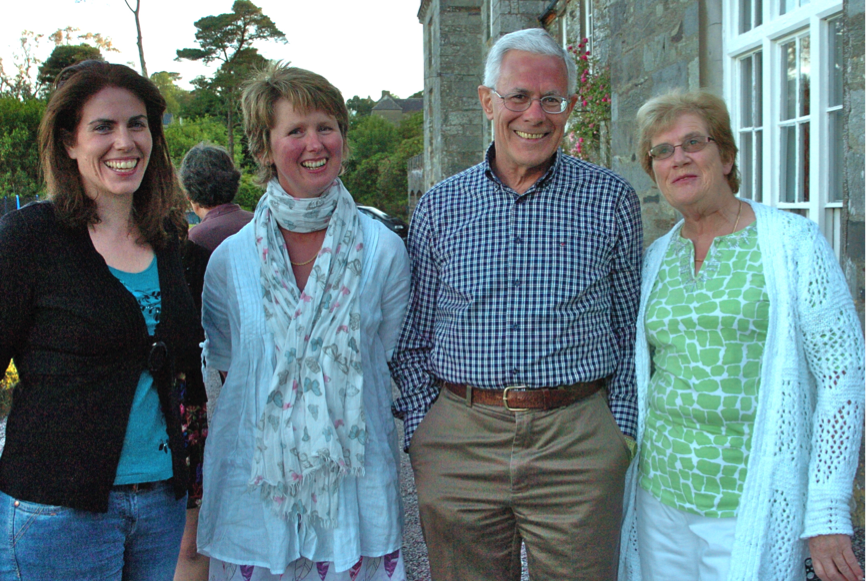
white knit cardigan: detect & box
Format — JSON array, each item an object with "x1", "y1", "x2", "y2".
[{"x1": 619, "y1": 200, "x2": 865, "y2": 581}]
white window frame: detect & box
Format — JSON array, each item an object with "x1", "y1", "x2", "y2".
[{"x1": 723, "y1": 0, "x2": 844, "y2": 257}]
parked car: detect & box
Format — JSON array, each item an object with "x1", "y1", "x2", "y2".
[{"x1": 357, "y1": 205, "x2": 408, "y2": 239}]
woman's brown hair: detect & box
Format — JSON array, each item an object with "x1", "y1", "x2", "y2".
[{"x1": 39, "y1": 60, "x2": 186, "y2": 247}]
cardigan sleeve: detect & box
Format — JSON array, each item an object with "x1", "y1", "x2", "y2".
[
  {"x1": 0, "y1": 209, "x2": 41, "y2": 373},
  {"x1": 797, "y1": 224, "x2": 865, "y2": 539}
]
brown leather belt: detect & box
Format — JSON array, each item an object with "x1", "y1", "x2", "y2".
[{"x1": 442, "y1": 379, "x2": 605, "y2": 411}]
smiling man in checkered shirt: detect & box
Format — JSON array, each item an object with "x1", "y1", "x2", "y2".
[{"x1": 390, "y1": 28, "x2": 642, "y2": 580}]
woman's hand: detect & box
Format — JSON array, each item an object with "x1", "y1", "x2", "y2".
[{"x1": 809, "y1": 534, "x2": 864, "y2": 581}]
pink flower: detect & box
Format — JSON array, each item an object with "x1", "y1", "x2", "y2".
[
  {"x1": 283, "y1": 402, "x2": 293, "y2": 410},
  {"x1": 334, "y1": 419, "x2": 345, "y2": 428},
  {"x1": 300, "y1": 292, "x2": 312, "y2": 303},
  {"x1": 585, "y1": 50, "x2": 591, "y2": 56},
  {"x1": 581, "y1": 55, "x2": 588, "y2": 61},
  {"x1": 323, "y1": 373, "x2": 330, "y2": 383},
  {"x1": 355, "y1": 243, "x2": 364, "y2": 251},
  {"x1": 337, "y1": 324, "x2": 349, "y2": 333},
  {"x1": 582, "y1": 37, "x2": 588, "y2": 43},
  {"x1": 582, "y1": 100, "x2": 587, "y2": 107},
  {"x1": 291, "y1": 472, "x2": 303, "y2": 482}
]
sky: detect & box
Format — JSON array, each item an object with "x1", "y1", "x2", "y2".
[{"x1": 0, "y1": 0, "x2": 424, "y2": 101}]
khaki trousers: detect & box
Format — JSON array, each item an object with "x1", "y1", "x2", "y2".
[{"x1": 409, "y1": 387, "x2": 631, "y2": 581}]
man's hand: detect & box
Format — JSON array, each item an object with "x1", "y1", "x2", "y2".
[{"x1": 809, "y1": 534, "x2": 864, "y2": 581}]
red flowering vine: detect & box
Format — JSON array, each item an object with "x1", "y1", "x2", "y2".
[{"x1": 565, "y1": 39, "x2": 611, "y2": 164}]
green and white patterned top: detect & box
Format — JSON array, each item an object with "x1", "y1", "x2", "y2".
[{"x1": 638, "y1": 222, "x2": 769, "y2": 517}]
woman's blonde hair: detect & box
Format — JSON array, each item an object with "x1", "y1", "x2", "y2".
[
  {"x1": 241, "y1": 62, "x2": 349, "y2": 187},
  {"x1": 636, "y1": 89, "x2": 740, "y2": 193}
]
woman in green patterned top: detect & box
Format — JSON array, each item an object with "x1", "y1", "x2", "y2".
[{"x1": 618, "y1": 90, "x2": 865, "y2": 581}]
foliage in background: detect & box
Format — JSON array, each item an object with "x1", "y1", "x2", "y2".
[
  {"x1": 564, "y1": 39, "x2": 611, "y2": 166},
  {"x1": 343, "y1": 111, "x2": 422, "y2": 220},
  {"x1": 176, "y1": 0, "x2": 287, "y2": 161},
  {"x1": 38, "y1": 44, "x2": 104, "y2": 88},
  {"x1": 0, "y1": 97, "x2": 45, "y2": 199},
  {"x1": 150, "y1": 71, "x2": 188, "y2": 117}
]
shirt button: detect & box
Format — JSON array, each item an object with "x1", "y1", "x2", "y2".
[
  {"x1": 512, "y1": 323, "x2": 519, "y2": 331},
  {"x1": 514, "y1": 236, "x2": 522, "y2": 243},
  {"x1": 511, "y1": 368, "x2": 518, "y2": 376},
  {"x1": 514, "y1": 279, "x2": 521, "y2": 287}
]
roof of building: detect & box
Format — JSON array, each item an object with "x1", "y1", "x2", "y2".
[{"x1": 372, "y1": 90, "x2": 423, "y2": 115}]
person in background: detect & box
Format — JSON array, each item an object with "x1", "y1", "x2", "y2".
[
  {"x1": 390, "y1": 28, "x2": 642, "y2": 580},
  {"x1": 619, "y1": 89, "x2": 865, "y2": 581},
  {"x1": 197, "y1": 62, "x2": 410, "y2": 581},
  {"x1": 0, "y1": 60, "x2": 205, "y2": 581},
  {"x1": 182, "y1": 142, "x2": 253, "y2": 253}
]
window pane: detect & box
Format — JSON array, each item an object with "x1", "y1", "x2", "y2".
[
  {"x1": 755, "y1": 130, "x2": 763, "y2": 203},
  {"x1": 755, "y1": 52, "x2": 763, "y2": 126},
  {"x1": 741, "y1": 57, "x2": 753, "y2": 126},
  {"x1": 756, "y1": 0, "x2": 763, "y2": 26},
  {"x1": 740, "y1": 131, "x2": 753, "y2": 200},
  {"x1": 800, "y1": 36, "x2": 810, "y2": 116},
  {"x1": 781, "y1": 125, "x2": 796, "y2": 202},
  {"x1": 781, "y1": 0, "x2": 795, "y2": 15},
  {"x1": 800, "y1": 122, "x2": 810, "y2": 202},
  {"x1": 740, "y1": 0, "x2": 753, "y2": 32},
  {"x1": 782, "y1": 41, "x2": 796, "y2": 120},
  {"x1": 829, "y1": 110, "x2": 843, "y2": 202},
  {"x1": 829, "y1": 19, "x2": 843, "y2": 107}
]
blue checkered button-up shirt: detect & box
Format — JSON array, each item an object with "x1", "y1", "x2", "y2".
[{"x1": 390, "y1": 146, "x2": 642, "y2": 450}]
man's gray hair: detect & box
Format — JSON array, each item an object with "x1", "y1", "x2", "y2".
[{"x1": 483, "y1": 28, "x2": 577, "y2": 95}]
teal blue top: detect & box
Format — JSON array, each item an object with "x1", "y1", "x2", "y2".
[{"x1": 109, "y1": 257, "x2": 173, "y2": 485}]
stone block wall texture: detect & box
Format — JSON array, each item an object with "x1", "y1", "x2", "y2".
[
  {"x1": 420, "y1": 0, "x2": 487, "y2": 190},
  {"x1": 843, "y1": 0, "x2": 865, "y2": 527}
]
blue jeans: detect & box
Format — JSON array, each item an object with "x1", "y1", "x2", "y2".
[{"x1": 0, "y1": 481, "x2": 186, "y2": 581}]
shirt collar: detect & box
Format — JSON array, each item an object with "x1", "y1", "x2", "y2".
[{"x1": 482, "y1": 143, "x2": 562, "y2": 196}]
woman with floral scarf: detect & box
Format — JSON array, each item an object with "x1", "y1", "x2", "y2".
[{"x1": 196, "y1": 63, "x2": 410, "y2": 581}]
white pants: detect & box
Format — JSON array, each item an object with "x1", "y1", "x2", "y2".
[{"x1": 636, "y1": 487, "x2": 737, "y2": 581}]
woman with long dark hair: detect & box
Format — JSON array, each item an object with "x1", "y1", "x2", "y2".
[{"x1": 0, "y1": 61, "x2": 205, "y2": 580}]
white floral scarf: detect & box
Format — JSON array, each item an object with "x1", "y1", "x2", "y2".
[{"x1": 251, "y1": 178, "x2": 365, "y2": 529}]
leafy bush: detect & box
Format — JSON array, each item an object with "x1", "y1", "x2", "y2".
[{"x1": 0, "y1": 97, "x2": 45, "y2": 199}]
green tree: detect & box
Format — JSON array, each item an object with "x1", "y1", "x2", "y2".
[
  {"x1": 342, "y1": 111, "x2": 422, "y2": 219},
  {"x1": 37, "y1": 44, "x2": 103, "y2": 88},
  {"x1": 150, "y1": 71, "x2": 188, "y2": 117},
  {"x1": 163, "y1": 116, "x2": 242, "y2": 168},
  {"x1": 176, "y1": 0, "x2": 287, "y2": 161},
  {"x1": 0, "y1": 97, "x2": 45, "y2": 198},
  {"x1": 347, "y1": 95, "x2": 375, "y2": 120}
]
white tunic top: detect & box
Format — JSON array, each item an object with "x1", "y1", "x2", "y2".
[{"x1": 198, "y1": 213, "x2": 410, "y2": 574}]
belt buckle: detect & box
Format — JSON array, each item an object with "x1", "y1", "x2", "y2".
[{"x1": 502, "y1": 385, "x2": 529, "y2": 412}]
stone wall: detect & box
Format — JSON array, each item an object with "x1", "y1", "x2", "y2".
[
  {"x1": 843, "y1": 0, "x2": 865, "y2": 526},
  {"x1": 419, "y1": 0, "x2": 487, "y2": 191},
  {"x1": 605, "y1": 0, "x2": 705, "y2": 246}
]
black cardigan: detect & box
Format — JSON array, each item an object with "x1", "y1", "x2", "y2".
[{"x1": 0, "y1": 202, "x2": 205, "y2": 513}]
